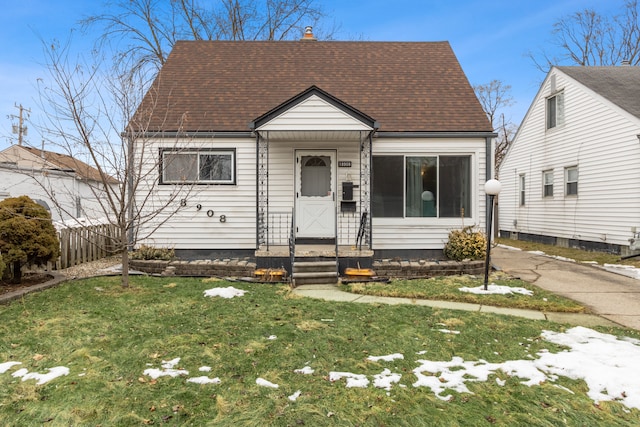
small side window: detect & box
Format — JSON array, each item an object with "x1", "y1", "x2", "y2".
[
  {"x1": 543, "y1": 170, "x2": 554, "y2": 197},
  {"x1": 565, "y1": 167, "x2": 578, "y2": 196},
  {"x1": 519, "y1": 174, "x2": 526, "y2": 206}
]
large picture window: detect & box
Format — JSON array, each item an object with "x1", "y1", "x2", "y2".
[
  {"x1": 372, "y1": 155, "x2": 471, "y2": 218},
  {"x1": 161, "y1": 149, "x2": 235, "y2": 184}
]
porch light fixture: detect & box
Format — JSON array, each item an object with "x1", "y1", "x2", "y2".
[{"x1": 483, "y1": 179, "x2": 501, "y2": 290}]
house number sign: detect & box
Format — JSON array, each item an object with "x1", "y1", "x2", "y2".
[
  {"x1": 180, "y1": 199, "x2": 226, "y2": 222},
  {"x1": 338, "y1": 161, "x2": 352, "y2": 167}
]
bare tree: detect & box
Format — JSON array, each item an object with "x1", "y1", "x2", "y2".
[
  {"x1": 36, "y1": 39, "x2": 199, "y2": 287},
  {"x1": 81, "y1": 0, "x2": 334, "y2": 75},
  {"x1": 528, "y1": 0, "x2": 640, "y2": 72},
  {"x1": 473, "y1": 80, "x2": 516, "y2": 174}
]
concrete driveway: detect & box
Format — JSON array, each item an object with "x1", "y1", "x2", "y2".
[{"x1": 492, "y1": 246, "x2": 640, "y2": 330}]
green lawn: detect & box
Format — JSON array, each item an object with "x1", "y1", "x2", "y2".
[
  {"x1": 0, "y1": 276, "x2": 639, "y2": 426},
  {"x1": 496, "y1": 237, "x2": 640, "y2": 267},
  {"x1": 341, "y1": 274, "x2": 586, "y2": 313}
]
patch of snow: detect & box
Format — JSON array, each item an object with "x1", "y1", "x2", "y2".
[
  {"x1": 256, "y1": 377, "x2": 279, "y2": 388},
  {"x1": 161, "y1": 358, "x2": 181, "y2": 369},
  {"x1": 0, "y1": 361, "x2": 21, "y2": 373},
  {"x1": 187, "y1": 376, "x2": 221, "y2": 385},
  {"x1": 373, "y1": 369, "x2": 402, "y2": 391},
  {"x1": 550, "y1": 255, "x2": 576, "y2": 263},
  {"x1": 602, "y1": 264, "x2": 640, "y2": 280},
  {"x1": 329, "y1": 371, "x2": 369, "y2": 388},
  {"x1": 437, "y1": 329, "x2": 461, "y2": 335},
  {"x1": 367, "y1": 353, "x2": 404, "y2": 362},
  {"x1": 496, "y1": 244, "x2": 522, "y2": 251},
  {"x1": 204, "y1": 286, "x2": 247, "y2": 298},
  {"x1": 294, "y1": 366, "x2": 314, "y2": 375},
  {"x1": 458, "y1": 284, "x2": 533, "y2": 295},
  {"x1": 143, "y1": 367, "x2": 189, "y2": 379},
  {"x1": 199, "y1": 366, "x2": 212, "y2": 372},
  {"x1": 12, "y1": 366, "x2": 70, "y2": 385},
  {"x1": 288, "y1": 390, "x2": 302, "y2": 401},
  {"x1": 267, "y1": 335, "x2": 277, "y2": 340}
]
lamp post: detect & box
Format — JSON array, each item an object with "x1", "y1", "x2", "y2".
[{"x1": 483, "y1": 179, "x2": 502, "y2": 290}]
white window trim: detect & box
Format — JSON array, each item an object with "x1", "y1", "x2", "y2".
[
  {"x1": 161, "y1": 148, "x2": 236, "y2": 185},
  {"x1": 543, "y1": 170, "x2": 554, "y2": 198},
  {"x1": 546, "y1": 90, "x2": 565, "y2": 130},
  {"x1": 565, "y1": 166, "x2": 578, "y2": 196}
]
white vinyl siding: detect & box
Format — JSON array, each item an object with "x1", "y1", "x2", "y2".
[
  {"x1": 135, "y1": 138, "x2": 257, "y2": 250},
  {"x1": 257, "y1": 95, "x2": 372, "y2": 132},
  {"x1": 499, "y1": 68, "x2": 640, "y2": 247}
]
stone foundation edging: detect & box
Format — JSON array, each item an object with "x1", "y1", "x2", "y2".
[
  {"x1": 129, "y1": 259, "x2": 257, "y2": 277},
  {"x1": 131, "y1": 258, "x2": 484, "y2": 279},
  {"x1": 373, "y1": 259, "x2": 484, "y2": 278}
]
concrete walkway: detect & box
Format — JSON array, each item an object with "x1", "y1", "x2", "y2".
[
  {"x1": 491, "y1": 245, "x2": 640, "y2": 330},
  {"x1": 292, "y1": 284, "x2": 618, "y2": 329}
]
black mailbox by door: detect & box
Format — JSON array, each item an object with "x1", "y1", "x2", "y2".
[{"x1": 342, "y1": 181, "x2": 354, "y2": 201}]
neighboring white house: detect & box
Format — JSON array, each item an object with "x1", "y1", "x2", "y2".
[
  {"x1": 0, "y1": 145, "x2": 119, "y2": 223},
  {"x1": 128, "y1": 30, "x2": 494, "y2": 274},
  {"x1": 498, "y1": 66, "x2": 640, "y2": 255}
]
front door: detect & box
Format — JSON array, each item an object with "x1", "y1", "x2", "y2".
[{"x1": 295, "y1": 150, "x2": 336, "y2": 239}]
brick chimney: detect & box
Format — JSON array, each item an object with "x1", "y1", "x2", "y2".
[{"x1": 300, "y1": 26, "x2": 317, "y2": 41}]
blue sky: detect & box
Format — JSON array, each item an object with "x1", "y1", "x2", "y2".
[{"x1": 0, "y1": 0, "x2": 620, "y2": 150}]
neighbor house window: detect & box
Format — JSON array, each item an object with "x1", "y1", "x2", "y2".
[
  {"x1": 519, "y1": 174, "x2": 526, "y2": 206},
  {"x1": 161, "y1": 149, "x2": 235, "y2": 184},
  {"x1": 372, "y1": 155, "x2": 471, "y2": 218},
  {"x1": 543, "y1": 170, "x2": 554, "y2": 197},
  {"x1": 565, "y1": 166, "x2": 578, "y2": 196},
  {"x1": 547, "y1": 91, "x2": 564, "y2": 129}
]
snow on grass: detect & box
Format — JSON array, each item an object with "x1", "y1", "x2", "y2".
[
  {"x1": 144, "y1": 357, "x2": 189, "y2": 379},
  {"x1": 373, "y1": 369, "x2": 403, "y2": 391},
  {"x1": 329, "y1": 372, "x2": 370, "y2": 388},
  {"x1": 187, "y1": 376, "x2": 221, "y2": 385},
  {"x1": 203, "y1": 286, "x2": 247, "y2": 298},
  {"x1": 11, "y1": 366, "x2": 70, "y2": 385},
  {"x1": 294, "y1": 366, "x2": 315, "y2": 375},
  {"x1": 256, "y1": 378, "x2": 279, "y2": 388},
  {"x1": 366, "y1": 353, "x2": 404, "y2": 362},
  {"x1": 0, "y1": 361, "x2": 21, "y2": 373},
  {"x1": 458, "y1": 283, "x2": 533, "y2": 295},
  {"x1": 437, "y1": 329, "x2": 461, "y2": 334},
  {"x1": 288, "y1": 390, "x2": 302, "y2": 401}
]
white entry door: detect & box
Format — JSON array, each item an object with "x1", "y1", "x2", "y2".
[{"x1": 295, "y1": 150, "x2": 336, "y2": 239}]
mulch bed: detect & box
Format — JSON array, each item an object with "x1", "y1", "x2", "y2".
[{"x1": 0, "y1": 273, "x2": 55, "y2": 296}]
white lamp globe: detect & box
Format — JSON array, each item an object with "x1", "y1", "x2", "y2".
[{"x1": 484, "y1": 179, "x2": 502, "y2": 196}]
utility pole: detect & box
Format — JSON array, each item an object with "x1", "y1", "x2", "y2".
[{"x1": 9, "y1": 104, "x2": 30, "y2": 146}]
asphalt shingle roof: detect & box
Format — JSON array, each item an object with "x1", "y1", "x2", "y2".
[
  {"x1": 558, "y1": 66, "x2": 640, "y2": 119},
  {"x1": 133, "y1": 40, "x2": 491, "y2": 133}
]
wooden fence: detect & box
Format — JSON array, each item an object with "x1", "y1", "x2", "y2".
[{"x1": 56, "y1": 223, "x2": 122, "y2": 269}]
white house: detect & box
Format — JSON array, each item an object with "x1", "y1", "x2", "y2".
[
  {"x1": 0, "y1": 145, "x2": 118, "y2": 224},
  {"x1": 498, "y1": 66, "x2": 640, "y2": 255},
  {"x1": 128, "y1": 30, "x2": 494, "y2": 278}
]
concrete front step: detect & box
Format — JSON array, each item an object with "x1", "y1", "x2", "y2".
[
  {"x1": 292, "y1": 259, "x2": 338, "y2": 285},
  {"x1": 293, "y1": 272, "x2": 338, "y2": 286}
]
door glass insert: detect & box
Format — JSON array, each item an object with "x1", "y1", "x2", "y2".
[{"x1": 301, "y1": 156, "x2": 331, "y2": 196}]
